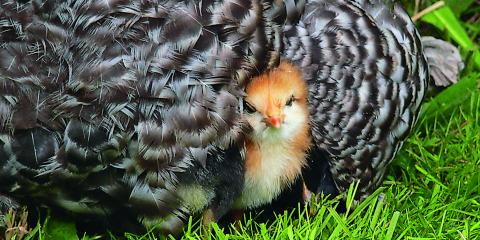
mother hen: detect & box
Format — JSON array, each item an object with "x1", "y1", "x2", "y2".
[{"x1": 0, "y1": 0, "x2": 303, "y2": 233}]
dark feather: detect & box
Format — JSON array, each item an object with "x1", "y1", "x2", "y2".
[
  {"x1": 0, "y1": 0, "x2": 296, "y2": 233},
  {"x1": 284, "y1": 0, "x2": 429, "y2": 199}
]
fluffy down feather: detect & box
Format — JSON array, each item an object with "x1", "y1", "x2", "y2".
[
  {"x1": 0, "y1": 0, "x2": 303, "y2": 232},
  {"x1": 238, "y1": 61, "x2": 311, "y2": 209}
]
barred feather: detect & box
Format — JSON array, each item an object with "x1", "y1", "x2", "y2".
[
  {"x1": 1, "y1": 0, "x2": 455, "y2": 232},
  {"x1": 283, "y1": 0, "x2": 429, "y2": 198},
  {"x1": 0, "y1": 0, "x2": 299, "y2": 232}
]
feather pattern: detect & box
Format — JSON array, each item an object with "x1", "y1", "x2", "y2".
[
  {"x1": 283, "y1": 0, "x2": 429, "y2": 198},
  {"x1": 1, "y1": 0, "x2": 454, "y2": 232},
  {"x1": 421, "y1": 36, "x2": 463, "y2": 87},
  {"x1": 0, "y1": 0, "x2": 301, "y2": 231}
]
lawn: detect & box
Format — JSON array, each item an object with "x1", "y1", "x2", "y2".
[{"x1": 6, "y1": 1, "x2": 480, "y2": 239}]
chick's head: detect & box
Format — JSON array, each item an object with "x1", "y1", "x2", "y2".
[{"x1": 244, "y1": 61, "x2": 309, "y2": 142}]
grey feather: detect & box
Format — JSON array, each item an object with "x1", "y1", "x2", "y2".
[
  {"x1": 284, "y1": 0, "x2": 428, "y2": 199},
  {"x1": 421, "y1": 36, "x2": 464, "y2": 87},
  {"x1": 0, "y1": 0, "x2": 298, "y2": 233}
]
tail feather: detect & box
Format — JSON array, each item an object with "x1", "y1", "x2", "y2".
[{"x1": 422, "y1": 36, "x2": 464, "y2": 87}]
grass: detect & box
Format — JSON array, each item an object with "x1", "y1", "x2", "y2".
[
  {"x1": 178, "y1": 76, "x2": 478, "y2": 239},
  {"x1": 26, "y1": 84, "x2": 479, "y2": 239},
  {"x1": 5, "y1": 1, "x2": 480, "y2": 239}
]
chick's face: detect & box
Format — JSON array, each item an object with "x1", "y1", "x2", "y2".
[{"x1": 244, "y1": 62, "x2": 309, "y2": 142}]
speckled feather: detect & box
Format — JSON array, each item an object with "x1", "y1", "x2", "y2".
[
  {"x1": 0, "y1": 0, "x2": 461, "y2": 231},
  {"x1": 283, "y1": 0, "x2": 429, "y2": 198},
  {"x1": 0, "y1": 0, "x2": 302, "y2": 230}
]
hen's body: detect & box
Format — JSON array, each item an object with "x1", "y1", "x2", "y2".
[
  {"x1": 283, "y1": 0, "x2": 428, "y2": 198},
  {"x1": 0, "y1": 0, "x2": 462, "y2": 234},
  {"x1": 0, "y1": 0, "x2": 303, "y2": 231}
]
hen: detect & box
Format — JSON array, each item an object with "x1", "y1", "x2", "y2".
[
  {"x1": 0, "y1": 0, "x2": 463, "y2": 235},
  {"x1": 0, "y1": 0, "x2": 303, "y2": 233}
]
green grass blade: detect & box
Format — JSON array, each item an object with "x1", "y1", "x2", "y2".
[{"x1": 385, "y1": 211, "x2": 400, "y2": 240}]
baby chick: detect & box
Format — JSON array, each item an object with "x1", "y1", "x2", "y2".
[
  {"x1": 235, "y1": 61, "x2": 311, "y2": 209},
  {"x1": 159, "y1": 143, "x2": 246, "y2": 233},
  {"x1": 177, "y1": 61, "x2": 310, "y2": 229}
]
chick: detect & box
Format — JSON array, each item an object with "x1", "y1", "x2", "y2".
[
  {"x1": 174, "y1": 60, "x2": 311, "y2": 227},
  {"x1": 235, "y1": 61, "x2": 311, "y2": 209},
  {"x1": 176, "y1": 144, "x2": 245, "y2": 221},
  {"x1": 144, "y1": 142, "x2": 247, "y2": 236}
]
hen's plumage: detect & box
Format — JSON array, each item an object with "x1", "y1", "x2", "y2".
[
  {"x1": 283, "y1": 0, "x2": 429, "y2": 198},
  {"x1": 0, "y1": 0, "x2": 463, "y2": 234},
  {"x1": 0, "y1": 0, "x2": 303, "y2": 232}
]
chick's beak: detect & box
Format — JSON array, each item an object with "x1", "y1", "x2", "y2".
[{"x1": 265, "y1": 116, "x2": 282, "y2": 128}]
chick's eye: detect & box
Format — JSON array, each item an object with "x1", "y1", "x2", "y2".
[
  {"x1": 245, "y1": 102, "x2": 256, "y2": 113},
  {"x1": 286, "y1": 96, "x2": 295, "y2": 106}
]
